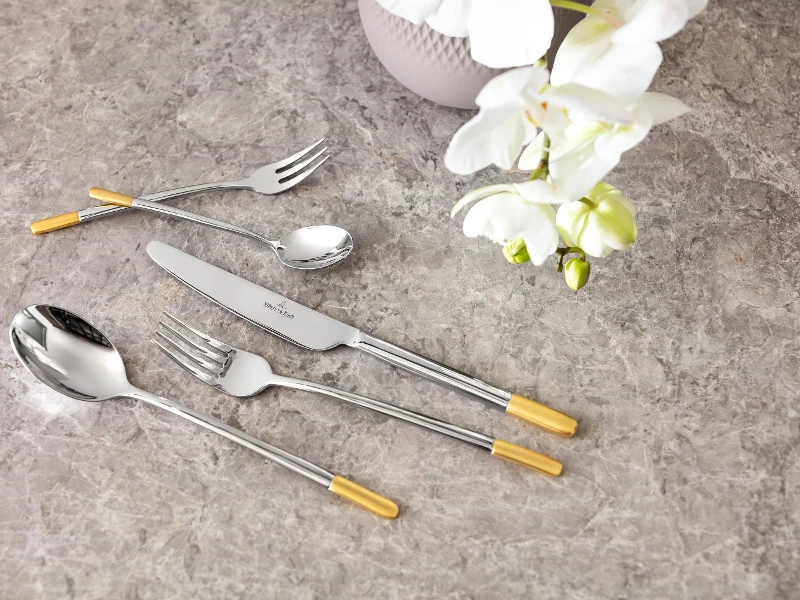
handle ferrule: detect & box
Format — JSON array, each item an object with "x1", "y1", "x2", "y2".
[
  {"x1": 89, "y1": 188, "x2": 134, "y2": 206},
  {"x1": 329, "y1": 476, "x2": 399, "y2": 519},
  {"x1": 30, "y1": 211, "x2": 80, "y2": 234},
  {"x1": 491, "y1": 440, "x2": 563, "y2": 476},
  {"x1": 506, "y1": 394, "x2": 577, "y2": 437}
]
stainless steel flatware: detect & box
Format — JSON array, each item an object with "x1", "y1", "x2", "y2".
[
  {"x1": 9, "y1": 304, "x2": 398, "y2": 519},
  {"x1": 86, "y1": 189, "x2": 352, "y2": 270},
  {"x1": 154, "y1": 313, "x2": 563, "y2": 476},
  {"x1": 146, "y1": 241, "x2": 579, "y2": 436},
  {"x1": 30, "y1": 139, "x2": 330, "y2": 234}
]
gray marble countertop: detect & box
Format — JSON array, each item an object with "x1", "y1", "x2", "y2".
[{"x1": 1, "y1": 1, "x2": 798, "y2": 598}]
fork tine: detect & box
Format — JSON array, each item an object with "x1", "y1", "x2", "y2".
[
  {"x1": 273, "y1": 138, "x2": 326, "y2": 172},
  {"x1": 159, "y1": 320, "x2": 228, "y2": 364},
  {"x1": 275, "y1": 153, "x2": 331, "y2": 192},
  {"x1": 163, "y1": 312, "x2": 232, "y2": 353},
  {"x1": 155, "y1": 330, "x2": 225, "y2": 375},
  {"x1": 277, "y1": 145, "x2": 329, "y2": 180},
  {"x1": 151, "y1": 337, "x2": 219, "y2": 386}
]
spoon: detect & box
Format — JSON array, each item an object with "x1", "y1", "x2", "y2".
[
  {"x1": 9, "y1": 305, "x2": 398, "y2": 518},
  {"x1": 89, "y1": 188, "x2": 353, "y2": 270}
]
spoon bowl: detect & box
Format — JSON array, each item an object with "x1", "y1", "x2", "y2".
[
  {"x1": 276, "y1": 225, "x2": 353, "y2": 269},
  {"x1": 10, "y1": 305, "x2": 128, "y2": 402}
]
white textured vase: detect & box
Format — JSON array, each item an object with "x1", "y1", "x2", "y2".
[{"x1": 358, "y1": 0, "x2": 589, "y2": 110}]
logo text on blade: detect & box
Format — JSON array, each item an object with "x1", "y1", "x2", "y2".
[{"x1": 264, "y1": 299, "x2": 295, "y2": 319}]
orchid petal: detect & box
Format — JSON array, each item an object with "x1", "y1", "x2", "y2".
[
  {"x1": 614, "y1": 0, "x2": 689, "y2": 44},
  {"x1": 587, "y1": 181, "x2": 624, "y2": 204},
  {"x1": 467, "y1": 0, "x2": 554, "y2": 68},
  {"x1": 425, "y1": 0, "x2": 471, "y2": 36},
  {"x1": 539, "y1": 106, "x2": 571, "y2": 146},
  {"x1": 451, "y1": 184, "x2": 517, "y2": 217},
  {"x1": 476, "y1": 66, "x2": 543, "y2": 108},
  {"x1": 632, "y1": 92, "x2": 691, "y2": 125},
  {"x1": 376, "y1": 0, "x2": 442, "y2": 24},
  {"x1": 521, "y1": 206, "x2": 559, "y2": 265},
  {"x1": 594, "y1": 109, "x2": 652, "y2": 157},
  {"x1": 444, "y1": 106, "x2": 527, "y2": 174},
  {"x1": 556, "y1": 200, "x2": 591, "y2": 246},
  {"x1": 550, "y1": 16, "x2": 613, "y2": 86},
  {"x1": 513, "y1": 179, "x2": 570, "y2": 204},
  {"x1": 612, "y1": 191, "x2": 637, "y2": 218},
  {"x1": 549, "y1": 139, "x2": 618, "y2": 201},
  {"x1": 558, "y1": 182, "x2": 638, "y2": 257},
  {"x1": 575, "y1": 219, "x2": 615, "y2": 257},
  {"x1": 462, "y1": 194, "x2": 558, "y2": 265},
  {"x1": 460, "y1": 193, "x2": 523, "y2": 242},
  {"x1": 590, "y1": 197, "x2": 637, "y2": 250},
  {"x1": 542, "y1": 83, "x2": 633, "y2": 124},
  {"x1": 565, "y1": 42, "x2": 662, "y2": 104},
  {"x1": 518, "y1": 132, "x2": 547, "y2": 170}
]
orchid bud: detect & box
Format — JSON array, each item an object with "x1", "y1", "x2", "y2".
[
  {"x1": 564, "y1": 257, "x2": 590, "y2": 291},
  {"x1": 502, "y1": 238, "x2": 531, "y2": 264},
  {"x1": 556, "y1": 183, "x2": 637, "y2": 258}
]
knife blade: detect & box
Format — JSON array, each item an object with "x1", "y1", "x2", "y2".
[{"x1": 146, "y1": 241, "x2": 578, "y2": 437}]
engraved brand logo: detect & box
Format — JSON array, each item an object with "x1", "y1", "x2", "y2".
[{"x1": 264, "y1": 298, "x2": 295, "y2": 319}]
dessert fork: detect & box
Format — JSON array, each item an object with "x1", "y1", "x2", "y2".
[
  {"x1": 30, "y1": 139, "x2": 330, "y2": 234},
  {"x1": 153, "y1": 313, "x2": 564, "y2": 477}
]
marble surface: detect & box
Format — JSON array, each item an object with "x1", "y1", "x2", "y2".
[{"x1": 1, "y1": 0, "x2": 798, "y2": 598}]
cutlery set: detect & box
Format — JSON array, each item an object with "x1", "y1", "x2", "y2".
[{"x1": 17, "y1": 140, "x2": 579, "y2": 520}]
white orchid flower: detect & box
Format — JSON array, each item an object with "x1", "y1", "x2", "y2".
[
  {"x1": 376, "y1": 0, "x2": 555, "y2": 68},
  {"x1": 450, "y1": 180, "x2": 570, "y2": 265},
  {"x1": 556, "y1": 182, "x2": 638, "y2": 257},
  {"x1": 444, "y1": 65, "x2": 633, "y2": 175},
  {"x1": 377, "y1": 0, "x2": 469, "y2": 36},
  {"x1": 519, "y1": 91, "x2": 690, "y2": 200},
  {"x1": 424, "y1": 0, "x2": 471, "y2": 36},
  {"x1": 551, "y1": 0, "x2": 707, "y2": 103}
]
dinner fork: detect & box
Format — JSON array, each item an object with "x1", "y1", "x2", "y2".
[
  {"x1": 30, "y1": 139, "x2": 330, "y2": 234},
  {"x1": 152, "y1": 313, "x2": 564, "y2": 477}
]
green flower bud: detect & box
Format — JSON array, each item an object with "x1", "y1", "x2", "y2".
[
  {"x1": 556, "y1": 182, "x2": 637, "y2": 258},
  {"x1": 564, "y1": 257, "x2": 591, "y2": 291},
  {"x1": 502, "y1": 238, "x2": 531, "y2": 264}
]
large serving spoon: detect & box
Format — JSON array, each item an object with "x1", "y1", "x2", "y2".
[
  {"x1": 89, "y1": 188, "x2": 353, "y2": 270},
  {"x1": 9, "y1": 305, "x2": 398, "y2": 519}
]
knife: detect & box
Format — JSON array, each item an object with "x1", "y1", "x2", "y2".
[{"x1": 146, "y1": 241, "x2": 578, "y2": 436}]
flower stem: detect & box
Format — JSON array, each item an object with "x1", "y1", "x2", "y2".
[
  {"x1": 549, "y1": 0, "x2": 621, "y2": 26},
  {"x1": 555, "y1": 246, "x2": 586, "y2": 271},
  {"x1": 528, "y1": 133, "x2": 551, "y2": 181}
]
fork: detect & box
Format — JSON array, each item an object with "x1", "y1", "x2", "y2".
[
  {"x1": 153, "y1": 313, "x2": 564, "y2": 477},
  {"x1": 30, "y1": 139, "x2": 330, "y2": 234}
]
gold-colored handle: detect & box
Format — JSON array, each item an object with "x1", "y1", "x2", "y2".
[
  {"x1": 506, "y1": 393, "x2": 578, "y2": 437},
  {"x1": 88, "y1": 187, "x2": 134, "y2": 207},
  {"x1": 492, "y1": 440, "x2": 563, "y2": 476},
  {"x1": 328, "y1": 475, "x2": 399, "y2": 519},
  {"x1": 30, "y1": 211, "x2": 81, "y2": 235}
]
